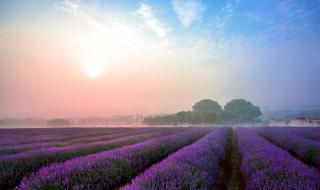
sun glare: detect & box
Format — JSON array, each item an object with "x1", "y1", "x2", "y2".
[{"x1": 84, "y1": 61, "x2": 102, "y2": 78}]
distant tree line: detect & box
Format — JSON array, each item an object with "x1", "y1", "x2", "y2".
[
  {"x1": 143, "y1": 99, "x2": 262, "y2": 125},
  {"x1": 47, "y1": 119, "x2": 72, "y2": 126}
]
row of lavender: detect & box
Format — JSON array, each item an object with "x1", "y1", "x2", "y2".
[
  {"x1": 287, "y1": 127, "x2": 320, "y2": 141},
  {"x1": 0, "y1": 128, "x2": 126, "y2": 146},
  {"x1": 0, "y1": 131, "x2": 128, "y2": 155},
  {"x1": 255, "y1": 127, "x2": 320, "y2": 168},
  {"x1": 17, "y1": 128, "x2": 212, "y2": 190},
  {"x1": 0, "y1": 128, "x2": 178, "y2": 156},
  {"x1": 0, "y1": 127, "x2": 189, "y2": 189},
  {"x1": 0, "y1": 127, "x2": 161, "y2": 147},
  {"x1": 121, "y1": 127, "x2": 232, "y2": 190},
  {"x1": 2, "y1": 126, "x2": 319, "y2": 190},
  {"x1": 237, "y1": 127, "x2": 320, "y2": 189}
]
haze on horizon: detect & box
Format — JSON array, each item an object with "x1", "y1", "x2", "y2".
[{"x1": 0, "y1": 0, "x2": 319, "y2": 118}]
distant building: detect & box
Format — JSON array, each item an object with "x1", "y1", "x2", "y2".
[{"x1": 269, "y1": 117, "x2": 320, "y2": 127}]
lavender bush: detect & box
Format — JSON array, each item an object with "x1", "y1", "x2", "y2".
[
  {"x1": 255, "y1": 127, "x2": 320, "y2": 167},
  {"x1": 284, "y1": 127, "x2": 320, "y2": 141},
  {"x1": 121, "y1": 127, "x2": 232, "y2": 190},
  {"x1": 0, "y1": 128, "x2": 126, "y2": 146},
  {"x1": 17, "y1": 128, "x2": 210, "y2": 190},
  {"x1": 0, "y1": 128, "x2": 169, "y2": 156},
  {"x1": 0, "y1": 129, "x2": 179, "y2": 189},
  {"x1": 0, "y1": 131, "x2": 127, "y2": 155},
  {"x1": 0, "y1": 127, "x2": 167, "y2": 146},
  {"x1": 237, "y1": 127, "x2": 320, "y2": 190}
]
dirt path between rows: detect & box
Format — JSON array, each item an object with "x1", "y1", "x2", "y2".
[{"x1": 216, "y1": 129, "x2": 244, "y2": 190}]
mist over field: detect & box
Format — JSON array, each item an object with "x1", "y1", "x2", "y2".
[
  {"x1": 1, "y1": 0, "x2": 319, "y2": 118},
  {"x1": 1, "y1": 1, "x2": 320, "y2": 190}
]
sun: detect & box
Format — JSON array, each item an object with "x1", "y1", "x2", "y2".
[
  {"x1": 84, "y1": 58, "x2": 103, "y2": 78},
  {"x1": 85, "y1": 64, "x2": 102, "y2": 78}
]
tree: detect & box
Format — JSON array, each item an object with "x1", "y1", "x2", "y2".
[
  {"x1": 175, "y1": 111, "x2": 193, "y2": 123},
  {"x1": 192, "y1": 111, "x2": 221, "y2": 124},
  {"x1": 143, "y1": 98, "x2": 262, "y2": 125},
  {"x1": 47, "y1": 119, "x2": 71, "y2": 126},
  {"x1": 192, "y1": 99, "x2": 222, "y2": 114},
  {"x1": 143, "y1": 110, "x2": 221, "y2": 125},
  {"x1": 223, "y1": 99, "x2": 262, "y2": 122},
  {"x1": 191, "y1": 99, "x2": 222, "y2": 124}
]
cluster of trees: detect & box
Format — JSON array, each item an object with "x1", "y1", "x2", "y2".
[
  {"x1": 47, "y1": 119, "x2": 71, "y2": 126},
  {"x1": 143, "y1": 99, "x2": 262, "y2": 125}
]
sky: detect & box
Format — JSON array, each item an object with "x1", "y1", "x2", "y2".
[{"x1": 0, "y1": 0, "x2": 320, "y2": 117}]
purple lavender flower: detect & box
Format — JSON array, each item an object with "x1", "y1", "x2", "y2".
[
  {"x1": 121, "y1": 127, "x2": 232, "y2": 190},
  {"x1": 17, "y1": 128, "x2": 210, "y2": 190},
  {"x1": 255, "y1": 127, "x2": 320, "y2": 167},
  {"x1": 237, "y1": 127, "x2": 320, "y2": 190},
  {"x1": 284, "y1": 127, "x2": 320, "y2": 141},
  {"x1": 0, "y1": 128, "x2": 126, "y2": 146},
  {"x1": 0, "y1": 128, "x2": 169, "y2": 156},
  {"x1": 0, "y1": 128, "x2": 183, "y2": 189}
]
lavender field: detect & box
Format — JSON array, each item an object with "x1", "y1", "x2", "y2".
[{"x1": 0, "y1": 127, "x2": 320, "y2": 190}]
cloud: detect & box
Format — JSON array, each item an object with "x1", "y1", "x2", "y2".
[
  {"x1": 247, "y1": 0, "x2": 319, "y2": 46},
  {"x1": 136, "y1": 3, "x2": 170, "y2": 38},
  {"x1": 60, "y1": 0, "x2": 104, "y2": 30},
  {"x1": 172, "y1": 0, "x2": 205, "y2": 27},
  {"x1": 216, "y1": 2, "x2": 237, "y2": 29}
]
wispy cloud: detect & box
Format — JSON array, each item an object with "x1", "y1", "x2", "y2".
[
  {"x1": 172, "y1": 0, "x2": 205, "y2": 27},
  {"x1": 247, "y1": 0, "x2": 320, "y2": 46},
  {"x1": 136, "y1": 3, "x2": 170, "y2": 38},
  {"x1": 60, "y1": 0, "x2": 104, "y2": 30},
  {"x1": 216, "y1": 1, "x2": 237, "y2": 29}
]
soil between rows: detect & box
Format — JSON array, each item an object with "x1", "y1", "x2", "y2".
[{"x1": 216, "y1": 129, "x2": 244, "y2": 190}]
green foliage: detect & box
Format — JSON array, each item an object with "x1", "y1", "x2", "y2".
[
  {"x1": 143, "y1": 98, "x2": 261, "y2": 125},
  {"x1": 143, "y1": 111, "x2": 220, "y2": 125},
  {"x1": 223, "y1": 99, "x2": 262, "y2": 122},
  {"x1": 47, "y1": 119, "x2": 71, "y2": 126},
  {"x1": 192, "y1": 99, "x2": 222, "y2": 113}
]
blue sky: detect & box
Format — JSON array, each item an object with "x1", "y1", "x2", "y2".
[{"x1": 0, "y1": 0, "x2": 320, "y2": 116}]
